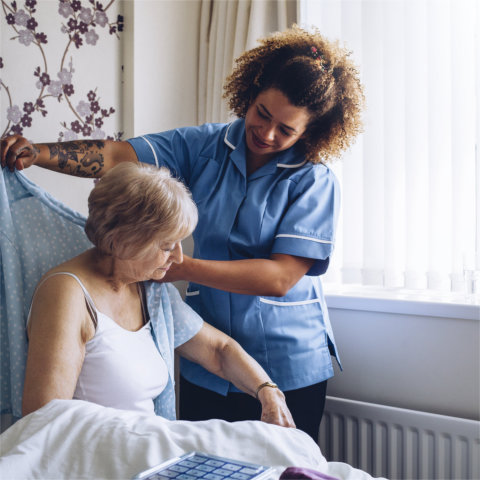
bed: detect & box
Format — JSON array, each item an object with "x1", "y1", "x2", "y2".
[{"x1": 0, "y1": 399, "x2": 385, "y2": 480}]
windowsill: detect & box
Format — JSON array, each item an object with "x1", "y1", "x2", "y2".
[{"x1": 324, "y1": 284, "x2": 480, "y2": 320}]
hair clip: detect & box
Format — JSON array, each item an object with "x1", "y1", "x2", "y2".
[
  {"x1": 310, "y1": 46, "x2": 328, "y2": 72},
  {"x1": 310, "y1": 46, "x2": 320, "y2": 59}
]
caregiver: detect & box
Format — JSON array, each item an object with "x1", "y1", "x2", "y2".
[{"x1": 1, "y1": 26, "x2": 364, "y2": 439}]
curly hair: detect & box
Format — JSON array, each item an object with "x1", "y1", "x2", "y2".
[{"x1": 223, "y1": 25, "x2": 365, "y2": 163}]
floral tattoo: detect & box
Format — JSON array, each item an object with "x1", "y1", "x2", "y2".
[{"x1": 47, "y1": 140, "x2": 104, "y2": 177}]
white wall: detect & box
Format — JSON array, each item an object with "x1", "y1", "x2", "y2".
[
  {"x1": 326, "y1": 298, "x2": 480, "y2": 421},
  {"x1": 127, "y1": 0, "x2": 200, "y2": 137}
]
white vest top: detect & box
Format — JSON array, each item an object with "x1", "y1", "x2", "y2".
[{"x1": 33, "y1": 272, "x2": 168, "y2": 415}]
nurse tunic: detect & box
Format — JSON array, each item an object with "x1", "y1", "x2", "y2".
[{"x1": 127, "y1": 118, "x2": 342, "y2": 396}]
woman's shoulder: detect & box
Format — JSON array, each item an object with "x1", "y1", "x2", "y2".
[
  {"x1": 288, "y1": 160, "x2": 339, "y2": 187},
  {"x1": 29, "y1": 267, "x2": 96, "y2": 341},
  {"x1": 40, "y1": 251, "x2": 87, "y2": 280},
  {"x1": 149, "y1": 122, "x2": 230, "y2": 143},
  {"x1": 36, "y1": 252, "x2": 96, "y2": 297},
  {"x1": 178, "y1": 121, "x2": 230, "y2": 134},
  {"x1": 301, "y1": 159, "x2": 335, "y2": 173},
  {"x1": 175, "y1": 122, "x2": 232, "y2": 152}
]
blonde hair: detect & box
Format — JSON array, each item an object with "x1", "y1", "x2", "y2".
[{"x1": 85, "y1": 162, "x2": 198, "y2": 259}]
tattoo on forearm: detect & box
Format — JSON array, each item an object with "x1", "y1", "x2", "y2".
[
  {"x1": 47, "y1": 140, "x2": 105, "y2": 177},
  {"x1": 32, "y1": 145, "x2": 40, "y2": 161},
  {"x1": 19, "y1": 145, "x2": 40, "y2": 162}
]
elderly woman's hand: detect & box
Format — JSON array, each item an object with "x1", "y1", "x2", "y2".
[{"x1": 257, "y1": 387, "x2": 296, "y2": 428}]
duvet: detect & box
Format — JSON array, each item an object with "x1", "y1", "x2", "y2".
[{"x1": 0, "y1": 399, "x2": 384, "y2": 480}]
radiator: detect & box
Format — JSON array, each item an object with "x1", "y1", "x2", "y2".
[{"x1": 319, "y1": 396, "x2": 480, "y2": 480}]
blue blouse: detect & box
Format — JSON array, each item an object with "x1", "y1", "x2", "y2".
[{"x1": 128, "y1": 119, "x2": 342, "y2": 395}]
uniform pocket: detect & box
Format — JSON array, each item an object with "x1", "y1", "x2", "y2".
[
  {"x1": 258, "y1": 295, "x2": 328, "y2": 349},
  {"x1": 259, "y1": 297, "x2": 322, "y2": 306}
]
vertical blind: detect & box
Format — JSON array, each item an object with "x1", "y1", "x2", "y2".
[{"x1": 300, "y1": 0, "x2": 479, "y2": 295}]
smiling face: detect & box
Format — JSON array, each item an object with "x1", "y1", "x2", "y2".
[{"x1": 244, "y1": 88, "x2": 311, "y2": 167}]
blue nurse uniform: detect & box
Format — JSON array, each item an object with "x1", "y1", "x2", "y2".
[{"x1": 127, "y1": 118, "x2": 342, "y2": 395}]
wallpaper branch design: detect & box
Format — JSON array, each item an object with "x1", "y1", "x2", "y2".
[{"x1": 0, "y1": 0, "x2": 123, "y2": 141}]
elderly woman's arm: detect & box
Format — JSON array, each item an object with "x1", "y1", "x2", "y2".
[
  {"x1": 175, "y1": 323, "x2": 295, "y2": 428},
  {"x1": 22, "y1": 276, "x2": 91, "y2": 416}
]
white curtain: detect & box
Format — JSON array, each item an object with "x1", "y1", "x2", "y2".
[
  {"x1": 300, "y1": 0, "x2": 479, "y2": 295},
  {"x1": 197, "y1": 0, "x2": 297, "y2": 124}
]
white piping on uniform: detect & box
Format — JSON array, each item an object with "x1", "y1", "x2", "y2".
[
  {"x1": 186, "y1": 290, "x2": 200, "y2": 296},
  {"x1": 277, "y1": 160, "x2": 307, "y2": 168},
  {"x1": 141, "y1": 136, "x2": 159, "y2": 168},
  {"x1": 275, "y1": 234, "x2": 333, "y2": 244},
  {"x1": 224, "y1": 123, "x2": 236, "y2": 150},
  {"x1": 259, "y1": 297, "x2": 322, "y2": 306}
]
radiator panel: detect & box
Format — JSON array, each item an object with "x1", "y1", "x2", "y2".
[{"x1": 319, "y1": 396, "x2": 480, "y2": 480}]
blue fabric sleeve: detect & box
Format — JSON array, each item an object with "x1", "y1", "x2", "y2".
[
  {"x1": 126, "y1": 124, "x2": 223, "y2": 185},
  {"x1": 1, "y1": 170, "x2": 92, "y2": 419},
  {"x1": 272, "y1": 166, "x2": 340, "y2": 276},
  {"x1": 165, "y1": 283, "x2": 204, "y2": 348}
]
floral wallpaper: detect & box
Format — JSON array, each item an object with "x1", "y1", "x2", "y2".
[{"x1": 0, "y1": 0, "x2": 124, "y2": 142}]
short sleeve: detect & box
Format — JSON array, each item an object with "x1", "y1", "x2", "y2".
[
  {"x1": 165, "y1": 283, "x2": 204, "y2": 348},
  {"x1": 126, "y1": 124, "x2": 223, "y2": 185},
  {"x1": 272, "y1": 166, "x2": 340, "y2": 276}
]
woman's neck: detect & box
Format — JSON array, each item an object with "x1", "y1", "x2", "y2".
[
  {"x1": 246, "y1": 149, "x2": 274, "y2": 176},
  {"x1": 87, "y1": 249, "x2": 137, "y2": 291}
]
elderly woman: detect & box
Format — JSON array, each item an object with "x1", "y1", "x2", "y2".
[{"x1": 22, "y1": 162, "x2": 294, "y2": 429}]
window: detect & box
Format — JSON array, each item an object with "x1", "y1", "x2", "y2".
[{"x1": 300, "y1": 0, "x2": 479, "y2": 299}]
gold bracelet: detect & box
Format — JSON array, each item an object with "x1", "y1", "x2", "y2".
[{"x1": 255, "y1": 381, "x2": 278, "y2": 400}]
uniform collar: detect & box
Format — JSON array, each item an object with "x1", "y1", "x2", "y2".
[
  {"x1": 224, "y1": 119, "x2": 308, "y2": 179},
  {"x1": 224, "y1": 119, "x2": 247, "y2": 177}
]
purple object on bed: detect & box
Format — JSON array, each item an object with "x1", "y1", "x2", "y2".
[{"x1": 280, "y1": 466, "x2": 340, "y2": 480}]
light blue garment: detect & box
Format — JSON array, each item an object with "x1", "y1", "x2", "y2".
[
  {"x1": 127, "y1": 119, "x2": 342, "y2": 396},
  {"x1": 0, "y1": 168, "x2": 202, "y2": 420}
]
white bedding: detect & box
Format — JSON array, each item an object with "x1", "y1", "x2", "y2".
[{"x1": 0, "y1": 400, "x2": 384, "y2": 480}]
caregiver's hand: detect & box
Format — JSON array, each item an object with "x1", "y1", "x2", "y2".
[
  {"x1": 1, "y1": 134, "x2": 38, "y2": 171},
  {"x1": 258, "y1": 387, "x2": 296, "y2": 428},
  {"x1": 161, "y1": 254, "x2": 191, "y2": 283}
]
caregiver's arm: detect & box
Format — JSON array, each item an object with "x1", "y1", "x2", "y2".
[
  {"x1": 176, "y1": 323, "x2": 296, "y2": 428},
  {"x1": 22, "y1": 276, "x2": 94, "y2": 416},
  {"x1": 164, "y1": 253, "x2": 315, "y2": 297},
  {"x1": 0, "y1": 134, "x2": 137, "y2": 177}
]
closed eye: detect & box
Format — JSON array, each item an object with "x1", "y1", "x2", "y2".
[
  {"x1": 257, "y1": 106, "x2": 294, "y2": 137},
  {"x1": 257, "y1": 107, "x2": 269, "y2": 120}
]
